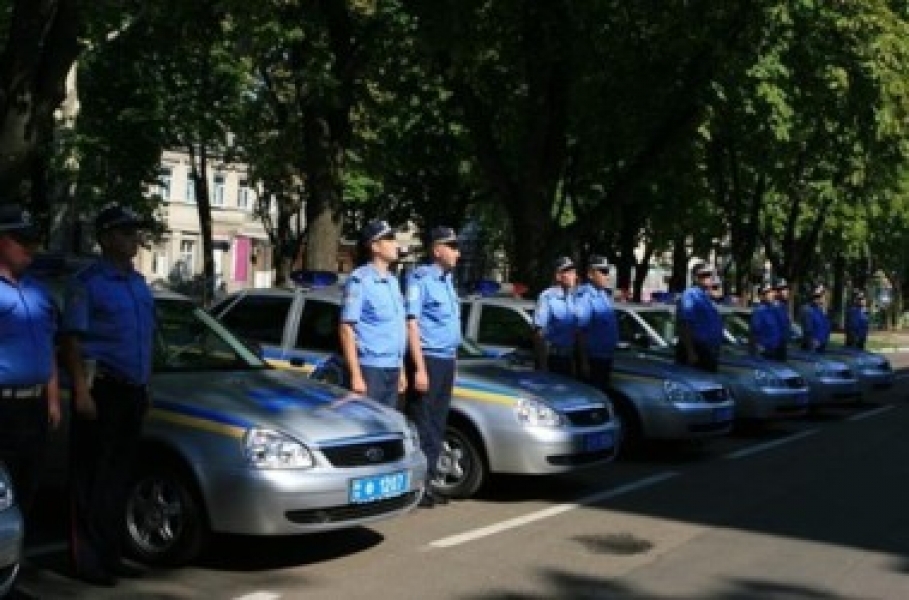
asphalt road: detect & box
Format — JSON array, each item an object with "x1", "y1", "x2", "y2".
[{"x1": 18, "y1": 355, "x2": 909, "y2": 599}]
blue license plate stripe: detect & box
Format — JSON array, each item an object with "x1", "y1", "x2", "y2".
[
  {"x1": 350, "y1": 470, "x2": 409, "y2": 504},
  {"x1": 715, "y1": 407, "x2": 733, "y2": 422},
  {"x1": 585, "y1": 431, "x2": 613, "y2": 451}
]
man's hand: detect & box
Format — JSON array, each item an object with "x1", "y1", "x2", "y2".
[
  {"x1": 350, "y1": 374, "x2": 367, "y2": 395},
  {"x1": 413, "y1": 369, "x2": 429, "y2": 393},
  {"x1": 73, "y1": 388, "x2": 97, "y2": 420},
  {"x1": 398, "y1": 371, "x2": 408, "y2": 394},
  {"x1": 47, "y1": 394, "x2": 62, "y2": 429}
]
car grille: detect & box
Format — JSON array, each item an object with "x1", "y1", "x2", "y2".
[
  {"x1": 285, "y1": 491, "x2": 420, "y2": 524},
  {"x1": 837, "y1": 369, "x2": 853, "y2": 380},
  {"x1": 784, "y1": 376, "x2": 805, "y2": 389},
  {"x1": 564, "y1": 406, "x2": 611, "y2": 427},
  {"x1": 320, "y1": 439, "x2": 404, "y2": 467},
  {"x1": 699, "y1": 388, "x2": 730, "y2": 404},
  {"x1": 688, "y1": 421, "x2": 732, "y2": 433},
  {"x1": 548, "y1": 448, "x2": 615, "y2": 466}
]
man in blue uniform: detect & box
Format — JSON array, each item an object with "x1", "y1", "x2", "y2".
[
  {"x1": 0, "y1": 204, "x2": 61, "y2": 519},
  {"x1": 770, "y1": 278, "x2": 792, "y2": 360},
  {"x1": 405, "y1": 226, "x2": 461, "y2": 508},
  {"x1": 577, "y1": 255, "x2": 617, "y2": 388},
  {"x1": 339, "y1": 219, "x2": 407, "y2": 409},
  {"x1": 675, "y1": 263, "x2": 724, "y2": 373},
  {"x1": 749, "y1": 283, "x2": 782, "y2": 359},
  {"x1": 534, "y1": 257, "x2": 583, "y2": 377},
  {"x1": 799, "y1": 284, "x2": 831, "y2": 352},
  {"x1": 845, "y1": 291, "x2": 870, "y2": 349},
  {"x1": 61, "y1": 205, "x2": 155, "y2": 586}
]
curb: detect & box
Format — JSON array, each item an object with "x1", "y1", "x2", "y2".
[{"x1": 874, "y1": 347, "x2": 909, "y2": 354}]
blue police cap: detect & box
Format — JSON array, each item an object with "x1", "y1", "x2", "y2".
[
  {"x1": 430, "y1": 226, "x2": 458, "y2": 245},
  {"x1": 757, "y1": 282, "x2": 774, "y2": 295},
  {"x1": 0, "y1": 204, "x2": 40, "y2": 240},
  {"x1": 589, "y1": 255, "x2": 610, "y2": 272},
  {"x1": 361, "y1": 219, "x2": 397, "y2": 243},
  {"x1": 853, "y1": 290, "x2": 866, "y2": 301},
  {"x1": 95, "y1": 204, "x2": 154, "y2": 232},
  {"x1": 553, "y1": 256, "x2": 575, "y2": 273},
  {"x1": 812, "y1": 284, "x2": 827, "y2": 297},
  {"x1": 692, "y1": 263, "x2": 715, "y2": 278},
  {"x1": 772, "y1": 278, "x2": 789, "y2": 291}
]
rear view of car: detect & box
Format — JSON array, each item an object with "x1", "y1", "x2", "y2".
[{"x1": 0, "y1": 464, "x2": 24, "y2": 597}]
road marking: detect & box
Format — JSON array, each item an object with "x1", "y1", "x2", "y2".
[
  {"x1": 427, "y1": 472, "x2": 679, "y2": 550},
  {"x1": 724, "y1": 430, "x2": 818, "y2": 460},
  {"x1": 893, "y1": 373, "x2": 909, "y2": 381},
  {"x1": 847, "y1": 405, "x2": 896, "y2": 421},
  {"x1": 233, "y1": 593, "x2": 281, "y2": 600}
]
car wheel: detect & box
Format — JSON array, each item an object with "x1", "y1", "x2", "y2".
[
  {"x1": 432, "y1": 427, "x2": 486, "y2": 499},
  {"x1": 614, "y1": 401, "x2": 644, "y2": 457},
  {"x1": 125, "y1": 464, "x2": 207, "y2": 566}
]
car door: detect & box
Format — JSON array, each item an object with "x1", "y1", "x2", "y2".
[
  {"x1": 285, "y1": 297, "x2": 343, "y2": 373},
  {"x1": 474, "y1": 303, "x2": 535, "y2": 358},
  {"x1": 214, "y1": 294, "x2": 296, "y2": 364}
]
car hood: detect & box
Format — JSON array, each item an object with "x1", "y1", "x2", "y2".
[
  {"x1": 150, "y1": 369, "x2": 407, "y2": 444},
  {"x1": 613, "y1": 352, "x2": 724, "y2": 390},
  {"x1": 456, "y1": 359, "x2": 608, "y2": 408}
]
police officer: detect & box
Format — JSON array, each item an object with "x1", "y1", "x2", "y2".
[
  {"x1": 845, "y1": 291, "x2": 870, "y2": 349},
  {"x1": 0, "y1": 204, "x2": 61, "y2": 518},
  {"x1": 404, "y1": 226, "x2": 461, "y2": 508},
  {"x1": 750, "y1": 283, "x2": 782, "y2": 359},
  {"x1": 61, "y1": 205, "x2": 155, "y2": 586},
  {"x1": 534, "y1": 257, "x2": 583, "y2": 377},
  {"x1": 339, "y1": 219, "x2": 407, "y2": 409},
  {"x1": 770, "y1": 278, "x2": 792, "y2": 360},
  {"x1": 577, "y1": 255, "x2": 617, "y2": 388},
  {"x1": 675, "y1": 263, "x2": 723, "y2": 373},
  {"x1": 799, "y1": 284, "x2": 831, "y2": 352}
]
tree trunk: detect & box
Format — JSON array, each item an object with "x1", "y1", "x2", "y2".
[
  {"x1": 303, "y1": 113, "x2": 345, "y2": 272},
  {"x1": 188, "y1": 143, "x2": 215, "y2": 307}
]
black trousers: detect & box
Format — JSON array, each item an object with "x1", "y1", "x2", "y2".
[
  {"x1": 361, "y1": 366, "x2": 402, "y2": 410},
  {"x1": 675, "y1": 342, "x2": 719, "y2": 373},
  {"x1": 0, "y1": 394, "x2": 49, "y2": 517},
  {"x1": 405, "y1": 355, "x2": 456, "y2": 483},
  {"x1": 70, "y1": 376, "x2": 148, "y2": 572},
  {"x1": 585, "y1": 357, "x2": 614, "y2": 390},
  {"x1": 765, "y1": 345, "x2": 788, "y2": 361},
  {"x1": 547, "y1": 355, "x2": 575, "y2": 377}
]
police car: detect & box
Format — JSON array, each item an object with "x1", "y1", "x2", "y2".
[
  {"x1": 460, "y1": 295, "x2": 736, "y2": 453},
  {"x1": 33, "y1": 256, "x2": 426, "y2": 566},
  {"x1": 735, "y1": 309, "x2": 893, "y2": 395},
  {"x1": 213, "y1": 276, "x2": 619, "y2": 500},
  {"x1": 613, "y1": 304, "x2": 811, "y2": 420},
  {"x1": 718, "y1": 307, "x2": 863, "y2": 406},
  {"x1": 0, "y1": 465, "x2": 23, "y2": 596}
]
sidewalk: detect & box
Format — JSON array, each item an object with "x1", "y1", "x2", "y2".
[{"x1": 849, "y1": 329, "x2": 909, "y2": 353}]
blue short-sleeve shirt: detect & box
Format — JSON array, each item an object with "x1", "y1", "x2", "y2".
[
  {"x1": 677, "y1": 286, "x2": 724, "y2": 349},
  {"x1": 846, "y1": 306, "x2": 869, "y2": 341},
  {"x1": 751, "y1": 302, "x2": 782, "y2": 351},
  {"x1": 576, "y1": 283, "x2": 618, "y2": 359},
  {"x1": 773, "y1": 301, "x2": 791, "y2": 343},
  {"x1": 405, "y1": 264, "x2": 461, "y2": 359},
  {"x1": 534, "y1": 286, "x2": 581, "y2": 350},
  {"x1": 61, "y1": 260, "x2": 156, "y2": 385},
  {"x1": 341, "y1": 264, "x2": 406, "y2": 368},
  {"x1": 0, "y1": 274, "x2": 58, "y2": 385},
  {"x1": 800, "y1": 302, "x2": 831, "y2": 347}
]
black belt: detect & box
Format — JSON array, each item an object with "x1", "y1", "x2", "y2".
[{"x1": 0, "y1": 384, "x2": 45, "y2": 400}]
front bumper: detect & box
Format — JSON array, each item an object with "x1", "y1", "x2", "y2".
[
  {"x1": 734, "y1": 387, "x2": 811, "y2": 420},
  {"x1": 0, "y1": 506, "x2": 24, "y2": 598},
  {"x1": 484, "y1": 422, "x2": 619, "y2": 475},
  {"x1": 854, "y1": 367, "x2": 895, "y2": 393},
  {"x1": 641, "y1": 401, "x2": 735, "y2": 440},
  {"x1": 200, "y1": 452, "x2": 427, "y2": 536},
  {"x1": 810, "y1": 377, "x2": 863, "y2": 406}
]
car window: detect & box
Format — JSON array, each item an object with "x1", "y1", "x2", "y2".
[
  {"x1": 723, "y1": 312, "x2": 751, "y2": 343},
  {"x1": 460, "y1": 301, "x2": 472, "y2": 333},
  {"x1": 477, "y1": 305, "x2": 534, "y2": 349},
  {"x1": 218, "y1": 295, "x2": 291, "y2": 345},
  {"x1": 637, "y1": 310, "x2": 677, "y2": 344},
  {"x1": 617, "y1": 312, "x2": 642, "y2": 344},
  {"x1": 296, "y1": 298, "x2": 340, "y2": 353}
]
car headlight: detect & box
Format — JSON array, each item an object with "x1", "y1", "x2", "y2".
[
  {"x1": 0, "y1": 467, "x2": 13, "y2": 511},
  {"x1": 404, "y1": 420, "x2": 421, "y2": 454},
  {"x1": 515, "y1": 397, "x2": 566, "y2": 427},
  {"x1": 754, "y1": 369, "x2": 784, "y2": 388},
  {"x1": 663, "y1": 380, "x2": 701, "y2": 404},
  {"x1": 244, "y1": 428, "x2": 315, "y2": 469},
  {"x1": 814, "y1": 363, "x2": 837, "y2": 378}
]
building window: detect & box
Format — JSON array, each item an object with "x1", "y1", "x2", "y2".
[
  {"x1": 185, "y1": 176, "x2": 196, "y2": 203},
  {"x1": 212, "y1": 173, "x2": 225, "y2": 206},
  {"x1": 238, "y1": 180, "x2": 251, "y2": 210},
  {"x1": 152, "y1": 248, "x2": 168, "y2": 277},
  {"x1": 158, "y1": 167, "x2": 172, "y2": 200},
  {"x1": 179, "y1": 240, "x2": 195, "y2": 275}
]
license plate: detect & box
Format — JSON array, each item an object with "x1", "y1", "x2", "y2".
[
  {"x1": 349, "y1": 471, "x2": 409, "y2": 504},
  {"x1": 584, "y1": 431, "x2": 614, "y2": 452},
  {"x1": 714, "y1": 407, "x2": 734, "y2": 422},
  {"x1": 794, "y1": 392, "x2": 810, "y2": 406}
]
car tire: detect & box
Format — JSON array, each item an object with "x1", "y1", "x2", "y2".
[
  {"x1": 124, "y1": 463, "x2": 207, "y2": 566},
  {"x1": 433, "y1": 426, "x2": 487, "y2": 499},
  {"x1": 613, "y1": 400, "x2": 644, "y2": 458}
]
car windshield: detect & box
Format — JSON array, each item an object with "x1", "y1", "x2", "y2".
[
  {"x1": 154, "y1": 298, "x2": 268, "y2": 372},
  {"x1": 638, "y1": 310, "x2": 678, "y2": 344}
]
